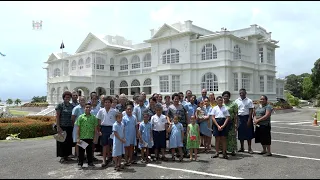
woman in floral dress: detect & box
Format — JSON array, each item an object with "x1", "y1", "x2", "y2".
[{"x1": 222, "y1": 91, "x2": 238, "y2": 156}]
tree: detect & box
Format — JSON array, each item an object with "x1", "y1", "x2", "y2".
[
  {"x1": 311, "y1": 58, "x2": 320, "y2": 91},
  {"x1": 302, "y1": 76, "x2": 316, "y2": 100},
  {"x1": 6, "y1": 99, "x2": 13, "y2": 106},
  {"x1": 284, "y1": 74, "x2": 304, "y2": 98},
  {"x1": 31, "y1": 96, "x2": 47, "y2": 103},
  {"x1": 14, "y1": 99, "x2": 22, "y2": 106}
]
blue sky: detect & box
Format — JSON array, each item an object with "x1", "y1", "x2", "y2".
[{"x1": 0, "y1": 1, "x2": 319, "y2": 101}]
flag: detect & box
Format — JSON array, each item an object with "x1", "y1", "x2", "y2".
[
  {"x1": 60, "y1": 42, "x2": 65, "y2": 49},
  {"x1": 0, "y1": 52, "x2": 5, "y2": 57}
]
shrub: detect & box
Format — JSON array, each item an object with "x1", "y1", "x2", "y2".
[
  {"x1": 21, "y1": 103, "x2": 49, "y2": 108},
  {"x1": 0, "y1": 116, "x2": 56, "y2": 140}
]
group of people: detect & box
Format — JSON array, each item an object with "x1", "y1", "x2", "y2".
[{"x1": 55, "y1": 88, "x2": 273, "y2": 171}]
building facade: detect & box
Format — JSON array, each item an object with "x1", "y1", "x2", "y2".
[{"x1": 45, "y1": 20, "x2": 284, "y2": 105}]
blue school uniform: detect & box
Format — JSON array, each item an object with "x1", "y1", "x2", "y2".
[
  {"x1": 169, "y1": 122, "x2": 184, "y2": 148},
  {"x1": 199, "y1": 106, "x2": 212, "y2": 137},
  {"x1": 123, "y1": 114, "x2": 137, "y2": 147},
  {"x1": 138, "y1": 121, "x2": 153, "y2": 149},
  {"x1": 72, "y1": 105, "x2": 85, "y2": 143},
  {"x1": 112, "y1": 122, "x2": 125, "y2": 157}
]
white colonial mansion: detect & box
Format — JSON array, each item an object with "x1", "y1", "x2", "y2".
[{"x1": 45, "y1": 20, "x2": 284, "y2": 106}]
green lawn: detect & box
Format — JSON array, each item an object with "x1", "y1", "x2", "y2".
[{"x1": 9, "y1": 110, "x2": 29, "y2": 116}]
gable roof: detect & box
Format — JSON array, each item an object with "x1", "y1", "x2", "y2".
[{"x1": 152, "y1": 23, "x2": 181, "y2": 39}]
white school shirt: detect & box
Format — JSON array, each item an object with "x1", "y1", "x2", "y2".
[
  {"x1": 234, "y1": 97, "x2": 254, "y2": 116},
  {"x1": 96, "y1": 107, "x2": 117, "y2": 126},
  {"x1": 210, "y1": 105, "x2": 230, "y2": 118},
  {"x1": 150, "y1": 114, "x2": 167, "y2": 131}
]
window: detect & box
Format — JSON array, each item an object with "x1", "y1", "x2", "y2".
[
  {"x1": 259, "y1": 48, "x2": 263, "y2": 63},
  {"x1": 159, "y1": 76, "x2": 169, "y2": 93},
  {"x1": 85, "y1": 57, "x2": 91, "y2": 68},
  {"x1": 131, "y1": 79, "x2": 140, "y2": 87},
  {"x1": 201, "y1": 43, "x2": 217, "y2": 60},
  {"x1": 53, "y1": 68, "x2": 61, "y2": 77},
  {"x1": 94, "y1": 57, "x2": 105, "y2": 70},
  {"x1": 78, "y1": 59, "x2": 84, "y2": 69},
  {"x1": 143, "y1": 78, "x2": 152, "y2": 95},
  {"x1": 143, "y1": 53, "x2": 151, "y2": 67},
  {"x1": 120, "y1": 80, "x2": 128, "y2": 87},
  {"x1": 267, "y1": 76, "x2": 274, "y2": 92},
  {"x1": 162, "y1": 48, "x2": 179, "y2": 64},
  {"x1": 110, "y1": 80, "x2": 114, "y2": 95},
  {"x1": 267, "y1": 49, "x2": 274, "y2": 64},
  {"x1": 241, "y1": 73, "x2": 250, "y2": 91},
  {"x1": 120, "y1": 57, "x2": 128, "y2": 70},
  {"x1": 233, "y1": 73, "x2": 238, "y2": 91},
  {"x1": 234, "y1": 45, "x2": 241, "y2": 60},
  {"x1": 201, "y1": 72, "x2": 218, "y2": 92},
  {"x1": 110, "y1": 58, "x2": 114, "y2": 71},
  {"x1": 131, "y1": 55, "x2": 140, "y2": 69},
  {"x1": 171, "y1": 75, "x2": 180, "y2": 92},
  {"x1": 260, "y1": 76, "x2": 264, "y2": 92},
  {"x1": 71, "y1": 60, "x2": 76, "y2": 70},
  {"x1": 280, "y1": 88, "x2": 284, "y2": 96},
  {"x1": 276, "y1": 84, "x2": 279, "y2": 95}
]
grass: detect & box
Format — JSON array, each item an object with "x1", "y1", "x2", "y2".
[
  {"x1": 9, "y1": 110, "x2": 29, "y2": 116},
  {"x1": 0, "y1": 135, "x2": 54, "y2": 143}
]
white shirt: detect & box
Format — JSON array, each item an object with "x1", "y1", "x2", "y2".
[
  {"x1": 210, "y1": 105, "x2": 230, "y2": 118},
  {"x1": 151, "y1": 114, "x2": 168, "y2": 131},
  {"x1": 96, "y1": 107, "x2": 117, "y2": 126},
  {"x1": 235, "y1": 97, "x2": 254, "y2": 116}
]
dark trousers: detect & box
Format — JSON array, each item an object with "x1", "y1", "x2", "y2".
[
  {"x1": 56, "y1": 126, "x2": 73, "y2": 158},
  {"x1": 78, "y1": 139, "x2": 93, "y2": 166}
]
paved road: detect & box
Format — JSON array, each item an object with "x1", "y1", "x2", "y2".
[{"x1": 1, "y1": 108, "x2": 320, "y2": 179}]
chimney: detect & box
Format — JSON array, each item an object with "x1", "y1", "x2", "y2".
[
  {"x1": 185, "y1": 20, "x2": 193, "y2": 31},
  {"x1": 150, "y1": 29, "x2": 155, "y2": 37}
]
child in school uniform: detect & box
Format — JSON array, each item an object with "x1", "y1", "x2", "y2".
[
  {"x1": 186, "y1": 115, "x2": 200, "y2": 161},
  {"x1": 122, "y1": 104, "x2": 138, "y2": 166},
  {"x1": 112, "y1": 112, "x2": 126, "y2": 171},
  {"x1": 168, "y1": 115, "x2": 184, "y2": 161},
  {"x1": 138, "y1": 110, "x2": 153, "y2": 163}
]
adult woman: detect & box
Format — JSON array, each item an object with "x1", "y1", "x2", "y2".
[
  {"x1": 55, "y1": 91, "x2": 75, "y2": 163},
  {"x1": 254, "y1": 95, "x2": 273, "y2": 156},
  {"x1": 222, "y1": 91, "x2": 238, "y2": 156}
]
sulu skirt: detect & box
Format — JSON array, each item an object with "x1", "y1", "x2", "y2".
[{"x1": 237, "y1": 115, "x2": 254, "y2": 140}]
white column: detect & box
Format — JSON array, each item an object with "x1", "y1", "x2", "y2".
[
  {"x1": 263, "y1": 45, "x2": 267, "y2": 64},
  {"x1": 238, "y1": 72, "x2": 242, "y2": 91},
  {"x1": 264, "y1": 75, "x2": 268, "y2": 93}
]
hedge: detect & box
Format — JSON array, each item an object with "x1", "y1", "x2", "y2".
[
  {"x1": 0, "y1": 116, "x2": 56, "y2": 140},
  {"x1": 22, "y1": 103, "x2": 49, "y2": 107}
]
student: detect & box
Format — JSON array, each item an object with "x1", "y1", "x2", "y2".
[
  {"x1": 123, "y1": 104, "x2": 138, "y2": 166},
  {"x1": 197, "y1": 99, "x2": 211, "y2": 153},
  {"x1": 71, "y1": 96, "x2": 86, "y2": 158},
  {"x1": 151, "y1": 103, "x2": 170, "y2": 161},
  {"x1": 76, "y1": 103, "x2": 99, "y2": 169},
  {"x1": 112, "y1": 112, "x2": 126, "y2": 171},
  {"x1": 138, "y1": 110, "x2": 153, "y2": 163},
  {"x1": 168, "y1": 115, "x2": 184, "y2": 161},
  {"x1": 186, "y1": 116, "x2": 200, "y2": 161},
  {"x1": 210, "y1": 96, "x2": 231, "y2": 159}
]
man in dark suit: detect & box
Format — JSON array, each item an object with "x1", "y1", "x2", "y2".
[{"x1": 197, "y1": 89, "x2": 208, "y2": 104}]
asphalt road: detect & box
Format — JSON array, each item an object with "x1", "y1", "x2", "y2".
[{"x1": 1, "y1": 107, "x2": 320, "y2": 179}]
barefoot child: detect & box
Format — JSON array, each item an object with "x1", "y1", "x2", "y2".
[
  {"x1": 76, "y1": 103, "x2": 99, "y2": 169},
  {"x1": 187, "y1": 115, "x2": 200, "y2": 161},
  {"x1": 168, "y1": 115, "x2": 184, "y2": 161},
  {"x1": 123, "y1": 104, "x2": 138, "y2": 166},
  {"x1": 138, "y1": 110, "x2": 153, "y2": 163},
  {"x1": 112, "y1": 112, "x2": 126, "y2": 171}
]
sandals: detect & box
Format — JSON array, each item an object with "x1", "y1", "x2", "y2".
[
  {"x1": 125, "y1": 162, "x2": 131, "y2": 166},
  {"x1": 263, "y1": 153, "x2": 272, "y2": 157},
  {"x1": 179, "y1": 156, "x2": 183, "y2": 162},
  {"x1": 231, "y1": 151, "x2": 236, "y2": 156},
  {"x1": 259, "y1": 151, "x2": 267, "y2": 155},
  {"x1": 161, "y1": 156, "x2": 168, "y2": 161},
  {"x1": 101, "y1": 163, "x2": 108, "y2": 168},
  {"x1": 59, "y1": 157, "x2": 68, "y2": 163},
  {"x1": 131, "y1": 160, "x2": 137, "y2": 164},
  {"x1": 223, "y1": 154, "x2": 229, "y2": 159},
  {"x1": 211, "y1": 154, "x2": 219, "y2": 158},
  {"x1": 171, "y1": 156, "x2": 176, "y2": 161},
  {"x1": 248, "y1": 149, "x2": 254, "y2": 154},
  {"x1": 114, "y1": 166, "x2": 122, "y2": 171},
  {"x1": 238, "y1": 148, "x2": 245, "y2": 152}
]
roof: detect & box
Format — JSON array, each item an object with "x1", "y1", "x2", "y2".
[{"x1": 152, "y1": 23, "x2": 181, "y2": 39}]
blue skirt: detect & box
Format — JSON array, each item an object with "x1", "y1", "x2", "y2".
[
  {"x1": 237, "y1": 115, "x2": 254, "y2": 140},
  {"x1": 213, "y1": 118, "x2": 229, "y2": 137}
]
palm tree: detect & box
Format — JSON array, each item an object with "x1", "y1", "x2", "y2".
[
  {"x1": 15, "y1": 99, "x2": 22, "y2": 107},
  {"x1": 6, "y1": 99, "x2": 13, "y2": 106}
]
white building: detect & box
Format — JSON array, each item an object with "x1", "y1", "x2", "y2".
[{"x1": 45, "y1": 20, "x2": 285, "y2": 107}]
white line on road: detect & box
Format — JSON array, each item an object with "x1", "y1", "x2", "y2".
[
  {"x1": 288, "y1": 122, "x2": 311, "y2": 125},
  {"x1": 271, "y1": 126, "x2": 320, "y2": 132},
  {"x1": 272, "y1": 131, "x2": 320, "y2": 138},
  {"x1": 253, "y1": 151, "x2": 320, "y2": 162},
  {"x1": 272, "y1": 139, "x2": 320, "y2": 146},
  {"x1": 147, "y1": 164, "x2": 243, "y2": 179}
]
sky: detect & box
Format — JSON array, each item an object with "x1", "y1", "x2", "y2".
[{"x1": 0, "y1": 1, "x2": 319, "y2": 101}]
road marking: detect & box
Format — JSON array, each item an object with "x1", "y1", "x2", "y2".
[
  {"x1": 253, "y1": 151, "x2": 320, "y2": 161},
  {"x1": 271, "y1": 126, "x2": 320, "y2": 132},
  {"x1": 272, "y1": 139, "x2": 320, "y2": 146},
  {"x1": 288, "y1": 122, "x2": 311, "y2": 125},
  {"x1": 272, "y1": 131, "x2": 320, "y2": 138},
  {"x1": 147, "y1": 164, "x2": 243, "y2": 179}
]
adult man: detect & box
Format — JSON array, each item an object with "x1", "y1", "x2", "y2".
[
  {"x1": 234, "y1": 89, "x2": 254, "y2": 154},
  {"x1": 116, "y1": 94, "x2": 127, "y2": 113},
  {"x1": 133, "y1": 97, "x2": 147, "y2": 123},
  {"x1": 71, "y1": 91, "x2": 79, "y2": 106},
  {"x1": 197, "y1": 89, "x2": 208, "y2": 104},
  {"x1": 140, "y1": 92, "x2": 149, "y2": 107}
]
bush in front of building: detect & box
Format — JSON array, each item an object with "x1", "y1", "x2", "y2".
[
  {"x1": 0, "y1": 116, "x2": 56, "y2": 140},
  {"x1": 21, "y1": 102, "x2": 49, "y2": 107}
]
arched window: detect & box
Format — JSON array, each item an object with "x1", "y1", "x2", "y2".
[
  {"x1": 143, "y1": 78, "x2": 151, "y2": 86},
  {"x1": 234, "y1": 45, "x2": 241, "y2": 60},
  {"x1": 201, "y1": 72, "x2": 218, "y2": 91},
  {"x1": 78, "y1": 59, "x2": 84, "y2": 69},
  {"x1": 201, "y1": 43, "x2": 217, "y2": 60},
  {"x1": 143, "y1": 78, "x2": 152, "y2": 95},
  {"x1": 119, "y1": 80, "x2": 128, "y2": 95},
  {"x1": 131, "y1": 55, "x2": 140, "y2": 69},
  {"x1": 53, "y1": 68, "x2": 61, "y2": 77},
  {"x1": 120, "y1": 57, "x2": 128, "y2": 70},
  {"x1": 162, "y1": 48, "x2": 179, "y2": 64},
  {"x1": 110, "y1": 58, "x2": 114, "y2": 71},
  {"x1": 143, "y1": 53, "x2": 151, "y2": 67},
  {"x1": 71, "y1": 60, "x2": 76, "y2": 70},
  {"x1": 131, "y1": 79, "x2": 140, "y2": 87},
  {"x1": 131, "y1": 79, "x2": 141, "y2": 95},
  {"x1": 85, "y1": 57, "x2": 91, "y2": 68},
  {"x1": 110, "y1": 80, "x2": 114, "y2": 95},
  {"x1": 120, "y1": 80, "x2": 128, "y2": 87}
]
